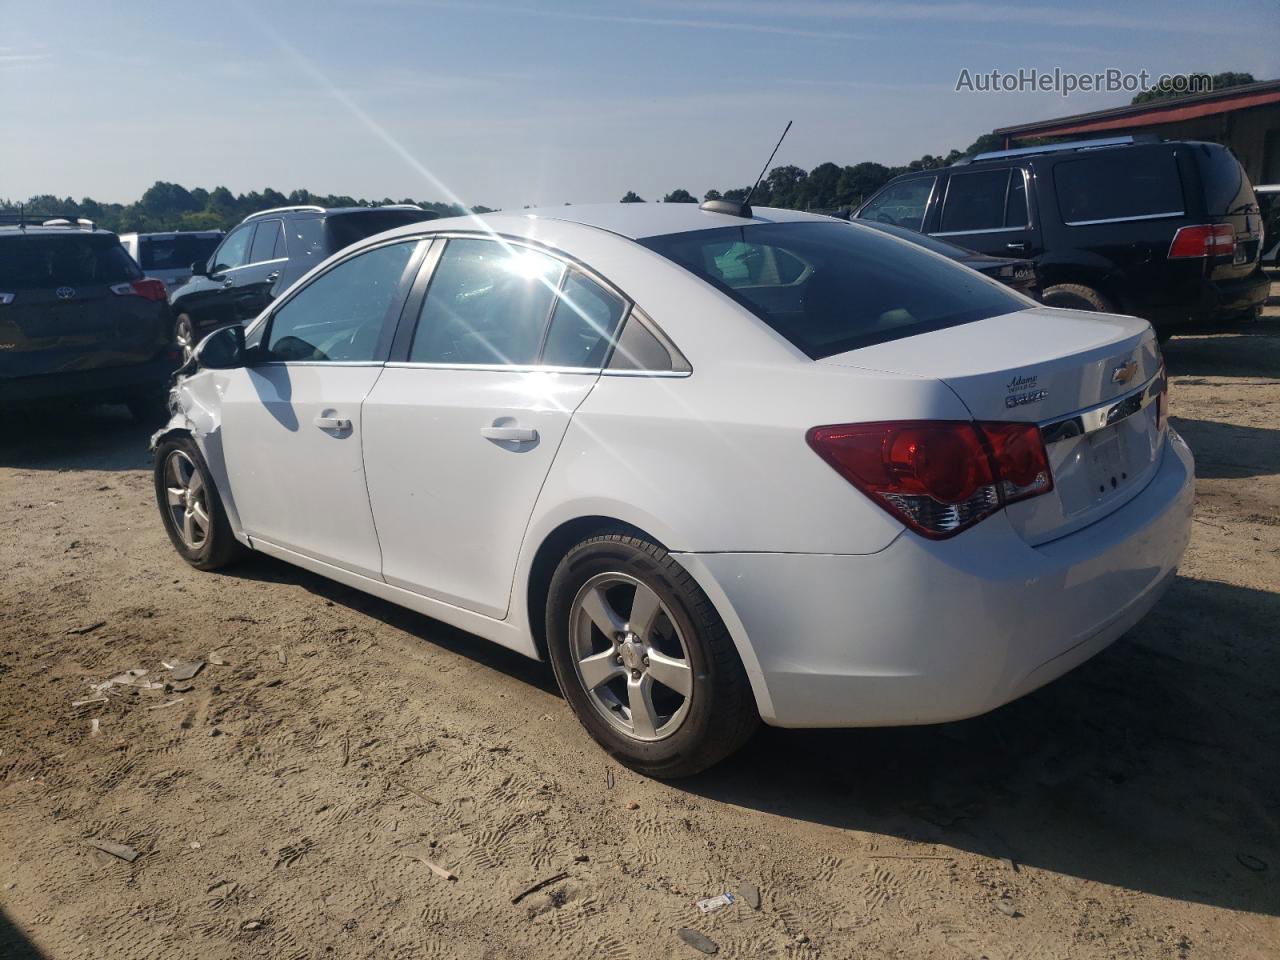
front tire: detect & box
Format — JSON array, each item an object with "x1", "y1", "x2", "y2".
[
  {"x1": 174, "y1": 313, "x2": 196, "y2": 361},
  {"x1": 153, "y1": 436, "x2": 245, "y2": 571},
  {"x1": 546, "y1": 533, "x2": 758, "y2": 778}
]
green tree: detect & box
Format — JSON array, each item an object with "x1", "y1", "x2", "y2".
[
  {"x1": 620, "y1": 191, "x2": 645, "y2": 203},
  {"x1": 662, "y1": 188, "x2": 696, "y2": 203},
  {"x1": 1132, "y1": 71, "x2": 1254, "y2": 105},
  {"x1": 703, "y1": 189, "x2": 722, "y2": 202}
]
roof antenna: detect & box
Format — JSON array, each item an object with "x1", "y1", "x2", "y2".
[{"x1": 701, "y1": 120, "x2": 793, "y2": 219}]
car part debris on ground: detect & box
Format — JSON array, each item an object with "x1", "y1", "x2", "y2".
[
  {"x1": 695, "y1": 892, "x2": 736, "y2": 914},
  {"x1": 677, "y1": 928, "x2": 718, "y2": 954}
]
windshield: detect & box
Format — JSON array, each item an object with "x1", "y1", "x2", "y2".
[
  {"x1": 138, "y1": 234, "x2": 222, "y2": 270},
  {"x1": 0, "y1": 234, "x2": 141, "y2": 289},
  {"x1": 639, "y1": 220, "x2": 1026, "y2": 358}
]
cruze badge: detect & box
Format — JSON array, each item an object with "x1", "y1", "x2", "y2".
[
  {"x1": 1111, "y1": 360, "x2": 1138, "y2": 384},
  {"x1": 1005, "y1": 373, "x2": 1047, "y2": 409}
]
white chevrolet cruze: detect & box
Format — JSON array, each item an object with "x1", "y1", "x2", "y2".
[{"x1": 153, "y1": 201, "x2": 1194, "y2": 777}]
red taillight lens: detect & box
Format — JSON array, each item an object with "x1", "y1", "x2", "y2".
[
  {"x1": 111, "y1": 278, "x2": 168, "y2": 301},
  {"x1": 1168, "y1": 224, "x2": 1234, "y2": 259},
  {"x1": 807, "y1": 420, "x2": 1053, "y2": 539}
]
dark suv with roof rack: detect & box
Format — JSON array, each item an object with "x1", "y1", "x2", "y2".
[
  {"x1": 169, "y1": 204, "x2": 439, "y2": 355},
  {"x1": 853, "y1": 136, "x2": 1270, "y2": 335},
  {"x1": 0, "y1": 214, "x2": 176, "y2": 420}
]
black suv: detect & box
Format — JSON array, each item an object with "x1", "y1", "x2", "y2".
[
  {"x1": 853, "y1": 136, "x2": 1270, "y2": 334},
  {"x1": 169, "y1": 204, "x2": 439, "y2": 354},
  {"x1": 0, "y1": 215, "x2": 175, "y2": 420}
]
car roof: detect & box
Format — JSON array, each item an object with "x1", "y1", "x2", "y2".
[
  {"x1": 120, "y1": 230, "x2": 223, "y2": 239},
  {"x1": 0, "y1": 225, "x2": 117, "y2": 238},
  {"x1": 381, "y1": 203, "x2": 829, "y2": 243}
]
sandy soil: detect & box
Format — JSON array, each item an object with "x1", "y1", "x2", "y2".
[{"x1": 2, "y1": 303, "x2": 1278, "y2": 959}]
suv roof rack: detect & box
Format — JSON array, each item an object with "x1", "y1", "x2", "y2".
[
  {"x1": 952, "y1": 134, "x2": 1160, "y2": 166},
  {"x1": 241, "y1": 205, "x2": 326, "y2": 222},
  {"x1": 0, "y1": 209, "x2": 99, "y2": 231}
]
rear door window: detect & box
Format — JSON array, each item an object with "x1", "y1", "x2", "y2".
[
  {"x1": 0, "y1": 235, "x2": 139, "y2": 289},
  {"x1": 139, "y1": 234, "x2": 222, "y2": 271},
  {"x1": 640, "y1": 221, "x2": 1025, "y2": 359},
  {"x1": 940, "y1": 169, "x2": 1012, "y2": 233},
  {"x1": 249, "y1": 219, "x2": 284, "y2": 264},
  {"x1": 1054, "y1": 150, "x2": 1185, "y2": 224},
  {"x1": 857, "y1": 178, "x2": 935, "y2": 231},
  {"x1": 410, "y1": 239, "x2": 564, "y2": 365}
]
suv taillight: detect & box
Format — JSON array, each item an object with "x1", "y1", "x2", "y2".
[
  {"x1": 807, "y1": 420, "x2": 1053, "y2": 539},
  {"x1": 1168, "y1": 224, "x2": 1234, "y2": 259},
  {"x1": 111, "y1": 278, "x2": 168, "y2": 301}
]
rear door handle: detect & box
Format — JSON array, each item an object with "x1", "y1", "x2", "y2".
[
  {"x1": 480, "y1": 425, "x2": 538, "y2": 443},
  {"x1": 314, "y1": 415, "x2": 352, "y2": 432},
  {"x1": 266, "y1": 271, "x2": 280, "y2": 283}
]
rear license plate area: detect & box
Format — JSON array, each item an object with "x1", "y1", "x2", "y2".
[{"x1": 1087, "y1": 426, "x2": 1130, "y2": 498}]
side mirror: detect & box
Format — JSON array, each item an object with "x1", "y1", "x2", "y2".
[
  {"x1": 194, "y1": 324, "x2": 245, "y2": 370},
  {"x1": 191, "y1": 259, "x2": 210, "y2": 277}
]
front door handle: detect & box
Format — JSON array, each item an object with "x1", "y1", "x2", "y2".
[
  {"x1": 314, "y1": 415, "x2": 352, "y2": 432},
  {"x1": 480, "y1": 424, "x2": 538, "y2": 443},
  {"x1": 1006, "y1": 241, "x2": 1029, "y2": 253},
  {"x1": 222, "y1": 278, "x2": 235, "y2": 288},
  {"x1": 266, "y1": 271, "x2": 280, "y2": 283}
]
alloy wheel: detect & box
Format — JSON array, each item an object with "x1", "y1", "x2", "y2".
[
  {"x1": 568, "y1": 572, "x2": 694, "y2": 742},
  {"x1": 163, "y1": 450, "x2": 210, "y2": 550}
]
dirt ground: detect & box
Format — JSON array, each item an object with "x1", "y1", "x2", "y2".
[{"x1": 2, "y1": 298, "x2": 1278, "y2": 960}]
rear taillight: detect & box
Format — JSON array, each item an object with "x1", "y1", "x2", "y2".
[
  {"x1": 1168, "y1": 224, "x2": 1234, "y2": 259},
  {"x1": 111, "y1": 278, "x2": 168, "y2": 301},
  {"x1": 807, "y1": 420, "x2": 1053, "y2": 539}
]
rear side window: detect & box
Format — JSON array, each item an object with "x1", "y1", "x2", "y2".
[
  {"x1": 640, "y1": 221, "x2": 1025, "y2": 358},
  {"x1": 410, "y1": 238, "x2": 564, "y2": 365},
  {"x1": 542, "y1": 270, "x2": 627, "y2": 368},
  {"x1": 249, "y1": 220, "x2": 284, "y2": 263},
  {"x1": 1197, "y1": 145, "x2": 1255, "y2": 215},
  {"x1": 326, "y1": 210, "x2": 435, "y2": 253},
  {"x1": 1054, "y1": 150, "x2": 1185, "y2": 225},
  {"x1": 0, "y1": 235, "x2": 140, "y2": 289},
  {"x1": 857, "y1": 178, "x2": 935, "y2": 232},
  {"x1": 139, "y1": 234, "x2": 222, "y2": 271}
]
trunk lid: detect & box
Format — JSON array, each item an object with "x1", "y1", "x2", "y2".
[{"x1": 821, "y1": 307, "x2": 1166, "y2": 544}]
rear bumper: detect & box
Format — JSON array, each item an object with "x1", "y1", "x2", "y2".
[
  {"x1": 1150, "y1": 267, "x2": 1271, "y2": 326},
  {"x1": 0, "y1": 354, "x2": 177, "y2": 404},
  {"x1": 677, "y1": 429, "x2": 1195, "y2": 728}
]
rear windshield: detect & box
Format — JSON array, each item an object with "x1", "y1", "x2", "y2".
[
  {"x1": 639, "y1": 221, "x2": 1026, "y2": 358},
  {"x1": 326, "y1": 210, "x2": 436, "y2": 252},
  {"x1": 138, "y1": 234, "x2": 221, "y2": 270},
  {"x1": 1053, "y1": 148, "x2": 1185, "y2": 224},
  {"x1": 1196, "y1": 144, "x2": 1256, "y2": 215},
  {"x1": 0, "y1": 234, "x2": 141, "y2": 289}
]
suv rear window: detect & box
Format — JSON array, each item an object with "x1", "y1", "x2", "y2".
[
  {"x1": 139, "y1": 234, "x2": 221, "y2": 270},
  {"x1": 640, "y1": 221, "x2": 1025, "y2": 358},
  {"x1": 1054, "y1": 149, "x2": 1184, "y2": 225},
  {"x1": 0, "y1": 234, "x2": 141, "y2": 289},
  {"x1": 1196, "y1": 145, "x2": 1255, "y2": 215},
  {"x1": 325, "y1": 210, "x2": 435, "y2": 252}
]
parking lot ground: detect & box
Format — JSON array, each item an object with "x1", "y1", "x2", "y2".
[{"x1": 2, "y1": 296, "x2": 1278, "y2": 959}]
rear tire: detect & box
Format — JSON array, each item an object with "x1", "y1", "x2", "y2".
[
  {"x1": 126, "y1": 392, "x2": 169, "y2": 426},
  {"x1": 545, "y1": 533, "x2": 758, "y2": 778},
  {"x1": 153, "y1": 436, "x2": 246, "y2": 571},
  {"x1": 174, "y1": 313, "x2": 196, "y2": 361},
  {"x1": 1041, "y1": 283, "x2": 1116, "y2": 313}
]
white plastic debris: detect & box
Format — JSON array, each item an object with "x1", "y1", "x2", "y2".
[{"x1": 696, "y1": 892, "x2": 736, "y2": 914}]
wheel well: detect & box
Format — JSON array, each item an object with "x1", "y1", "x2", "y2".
[
  {"x1": 1038, "y1": 269, "x2": 1127, "y2": 313},
  {"x1": 525, "y1": 516, "x2": 656, "y2": 660},
  {"x1": 151, "y1": 426, "x2": 193, "y2": 451}
]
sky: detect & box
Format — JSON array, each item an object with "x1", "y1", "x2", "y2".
[{"x1": 1, "y1": 0, "x2": 1277, "y2": 210}]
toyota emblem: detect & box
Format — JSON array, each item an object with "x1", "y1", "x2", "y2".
[{"x1": 56, "y1": 286, "x2": 76, "y2": 300}]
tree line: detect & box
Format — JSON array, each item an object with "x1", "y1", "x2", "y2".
[{"x1": 2, "y1": 183, "x2": 496, "y2": 234}]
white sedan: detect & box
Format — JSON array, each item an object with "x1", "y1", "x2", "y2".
[{"x1": 152, "y1": 201, "x2": 1194, "y2": 777}]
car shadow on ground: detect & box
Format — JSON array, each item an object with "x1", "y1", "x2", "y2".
[
  {"x1": 0, "y1": 911, "x2": 45, "y2": 960},
  {"x1": 0, "y1": 403, "x2": 156, "y2": 472},
  {"x1": 218, "y1": 552, "x2": 560, "y2": 696},
  {"x1": 1163, "y1": 318, "x2": 1280, "y2": 378},
  {"x1": 1170, "y1": 416, "x2": 1280, "y2": 478},
  {"x1": 678, "y1": 574, "x2": 1279, "y2": 917}
]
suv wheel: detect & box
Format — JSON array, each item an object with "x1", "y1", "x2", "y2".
[
  {"x1": 154, "y1": 436, "x2": 246, "y2": 570},
  {"x1": 545, "y1": 533, "x2": 758, "y2": 778},
  {"x1": 1041, "y1": 283, "x2": 1116, "y2": 313}
]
